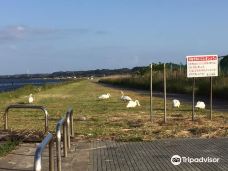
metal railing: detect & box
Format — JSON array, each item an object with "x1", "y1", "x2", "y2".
[
  {"x1": 34, "y1": 132, "x2": 54, "y2": 171},
  {"x1": 67, "y1": 107, "x2": 74, "y2": 138},
  {"x1": 4, "y1": 104, "x2": 49, "y2": 132},
  {"x1": 66, "y1": 108, "x2": 74, "y2": 149},
  {"x1": 56, "y1": 108, "x2": 74, "y2": 171}
]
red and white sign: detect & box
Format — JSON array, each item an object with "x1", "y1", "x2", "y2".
[{"x1": 186, "y1": 55, "x2": 218, "y2": 78}]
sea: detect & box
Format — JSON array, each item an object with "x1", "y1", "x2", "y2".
[{"x1": 0, "y1": 78, "x2": 63, "y2": 92}]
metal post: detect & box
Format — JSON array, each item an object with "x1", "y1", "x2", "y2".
[
  {"x1": 63, "y1": 123, "x2": 68, "y2": 157},
  {"x1": 49, "y1": 140, "x2": 54, "y2": 171},
  {"x1": 56, "y1": 118, "x2": 64, "y2": 171},
  {"x1": 4, "y1": 104, "x2": 48, "y2": 133},
  {"x1": 4, "y1": 111, "x2": 8, "y2": 130},
  {"x1": 164, "y1": 63, "x2": 167, "y2": 123},
  {"x1": 210, "y1": 77, "x2": 213, "y2": 120},
  {"x1": 56, "y1": 134, "x2": 62, "y2": 171},
  {"x1": 150, "y1": 64, "x2": 153, "y2": 122},
  {"x1": 66, "y1": 116, "x2": 71, "y2": 149},
  {"x1": 70, "y1": 111, "x2": 74, "y2": 137},
  {"x1": 34, "y1": 133, "x2": 53, "y2": 171},
  {"x1": 192, "y1": 77, "x2": 195, "y2": 121},
  {"x1": 45, "y1": 110, "x2": 48, "y2": 133}
]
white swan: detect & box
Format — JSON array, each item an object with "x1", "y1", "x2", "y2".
[
  {"x1": 121, "y1": 91, "x2": 132, "y2": 101},
  {"x1": 28, "y1": 94, "x2": 34, "y2": 104},
  {"x1": 98, "y1": 93, "x2": 111, "y2": 99},
  {"x1": 195, "y1": 101, "x2": 205, "y2": 109},
  {"x1": 172, "y1": 99, "x2": 180, "y2": 108},
  {"x1": 126, "y1": 100, "x2": 140, "y2": 108}
]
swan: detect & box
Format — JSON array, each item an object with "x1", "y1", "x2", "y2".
[
  {"x1": 172, "y1": 99, "x2": 180, "y2": 108},
  {"x1": 98, "y1": 93, "x2": 111, "y2": 99},
  {"x1": 121, "y1": 91, "x2": 132, "y2": 101},
  {"x1": 195, "y1": 101, "x2": 205, "y2": 109},
  {"x1": 28, "y1": 94, "x2": 34, "y2": 104},
  {"x1": 126, "y1": 100, "x2": 140, "y2": 108}
]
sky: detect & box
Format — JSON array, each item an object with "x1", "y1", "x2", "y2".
[{"x1": 0, "y1": 0, "x2": 228, "y2": 75}]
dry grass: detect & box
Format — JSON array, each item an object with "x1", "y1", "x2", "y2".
[{"x1": 0, "y1": 80, "x2": 227, "y2": 142}]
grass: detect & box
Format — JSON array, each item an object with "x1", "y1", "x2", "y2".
[
  {"x1": 0, "y1": 140, "x2": 19, "y2": 157},
  {"x1": 0, "y1": 80, "x2": 74, "y2": 156},
  {"x1": 0, "y1": 79, "x2": 227, "y2": 147}
]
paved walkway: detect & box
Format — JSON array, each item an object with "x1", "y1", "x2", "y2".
[
  {"x1": 88, "y1": 138, "x2": 228, "y2": 171},
  {"x1": 0, "y1": 140, "x2": 90, "y2": 171},
  {"x1": 0, "y1": 138, "x2": 227, "y2": 171}
]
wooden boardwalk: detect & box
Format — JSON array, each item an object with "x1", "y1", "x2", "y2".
[{"x1": 88, "y1": 138, "x2": 228, "y2": 171}]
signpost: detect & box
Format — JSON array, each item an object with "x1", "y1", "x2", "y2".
[
  {"x1": 186, "y1": 55, "x2": 218, "y2": 120},
  {"x1": 164, "y1": 63, "x2": 167, "y2": 123},
  {"x1": 150, "y1": 64, "x2": 153, "y2": 122}
]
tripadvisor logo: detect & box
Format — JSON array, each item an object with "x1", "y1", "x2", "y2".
[
  {"x1": 171, "y1": 155, "x2": 220, "y2": 165},
  {"x1": 171, "y1": 155, "x2": 181, "y2": 165}
]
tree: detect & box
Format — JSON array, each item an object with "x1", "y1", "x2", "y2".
[{"x1": 220, "y1": 55, "x2": 228, "y2": 74}]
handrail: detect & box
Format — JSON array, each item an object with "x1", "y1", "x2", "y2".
[
  {"x1": 4, "y1": 104, "x2": 49, "y2": 132},
  {"x1": 67, "y1": 107, "x2": 74, "y2": 137},
  {"x1": 56, "y1": 117, "x2": 67, "y2": 171},
  {"x1": 34, "y1": 132, "x2": 54, "y2": 171},
  {"x1": 56, "y1": 107, "x2": 74, "y2": 171},
  {"x1": 66, "y1": 108, "x2": 73, "y2": 150}
]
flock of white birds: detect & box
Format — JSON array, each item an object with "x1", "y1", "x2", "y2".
[
  {"x1": 28, "y1": 91, "x2": 205, "y2": 109},
  {"x1": 98, "y1": 92, "x2": 206, "y2": 109},
  {"x1": 98, "y1": 91, "x2": 140, "y2": 108},
  {"x1": 172, "y1": 99, "x2": 206, "y2": 109}
]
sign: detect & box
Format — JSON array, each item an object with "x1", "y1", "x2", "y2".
[{"x1": 186, "y1": 55, "x2": 218, "y2": 78}]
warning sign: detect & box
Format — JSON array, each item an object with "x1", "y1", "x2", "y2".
[{"x1": 186, "y1": 55, "x2": 218, "y2": 78}]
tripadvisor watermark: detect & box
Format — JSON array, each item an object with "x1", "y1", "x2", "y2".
[{"x1": 171, "y1": 155, "x2": 220, "y2": 166}]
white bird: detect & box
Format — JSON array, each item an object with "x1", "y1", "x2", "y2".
[
  {"x1": 195, "y1": 101, "x2": 205, "y2": 109},
  {"x1": 126, "y1": 100, "x2": 140, "y2": 108},
  {"x1": 98, "y1": 93, "x2": 111, "y2": 99},
  {"x1": 121, "y1": 91, "x2": 132, "y2": 101},
  {"x1": 28, "y1": 94, "x2": 34, "y2": 104},
  {"x1": 172, "y1": 99, "x2": 180, "y2": 108}
]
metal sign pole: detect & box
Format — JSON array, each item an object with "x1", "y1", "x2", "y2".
[
  {"x1": 164, "y1": 63, "x2": 167, "y2": 123},
  {"x1": 150, "y1": 64, "x2": 153, "y2": 122},
  {"x1": 210, "y1": 77, "x2": 213, "y2": 120},
  {"x1": 192, "y1": 77, "x2": 195, "y2": 121}
]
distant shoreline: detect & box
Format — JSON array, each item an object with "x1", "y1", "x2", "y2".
[{"x1": 0, "y1": 78, "x2": 64, "y2": 92}]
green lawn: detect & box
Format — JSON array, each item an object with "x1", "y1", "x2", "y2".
[
  {"x1": 0, "y1": 140, "x2": 19, "y2": 157},
  {"x1": 0, "y1": 79, "x2": 227, "y2": 142}
]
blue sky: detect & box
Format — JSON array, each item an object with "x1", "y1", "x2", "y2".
[{"x1": 0, "y1": 1, "x2": 228, "y2": 75}]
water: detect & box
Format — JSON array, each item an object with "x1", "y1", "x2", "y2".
[{"x1": 0, "y1": 78, "x2": 63, "y2": 92}]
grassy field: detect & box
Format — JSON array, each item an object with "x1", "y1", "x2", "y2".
[{"x1": 0, "y1": 79, "x2": 227, "y2": 144}]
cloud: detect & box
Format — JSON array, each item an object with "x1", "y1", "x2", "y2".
[
  {"x1": 0, "y1": 25, "x2": 26, "y2": 41},
  {"x1": 0, "y1": 25, "x2": 108, "y2": 43},
  {"x1": 0, "y1": 25, "x2": 55, "y2": 42}
]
